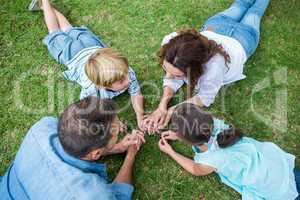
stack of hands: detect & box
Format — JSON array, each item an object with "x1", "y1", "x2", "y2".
[
  {"x1": 136, "y1": 106, "x2": 175, "y2": 134},
  {"x1": 115, "y1": 119, "x2": 178, "y2": 158}
]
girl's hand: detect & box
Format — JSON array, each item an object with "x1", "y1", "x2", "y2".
[
  {"x1": 161, "y1": 130, "x2": 179, "y2": 141},
  {"x1": 158, "y1": 136, "x2": 174, "y2": 155}
]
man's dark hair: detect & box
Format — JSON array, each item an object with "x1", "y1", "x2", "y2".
[{"x1": 58, "y1": 97, "x2": 117, "y2": 158}]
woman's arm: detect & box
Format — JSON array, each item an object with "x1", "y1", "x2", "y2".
[
  {"x1": 144, "y1": 86, "x2": 175, "y2": 134},
  {"x1": 162, "y1": 95, "x2": 204, "y2": 128},
  {"x1": 158, "y1": 86, "x2": 175, "y2": 111}
]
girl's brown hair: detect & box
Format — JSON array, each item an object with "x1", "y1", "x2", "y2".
[
  {"x1": 159, "y1": 29, "x2": 231, "y2": 97},
  {"x1": 170, "y1": 103, "x2": 243, "y2": 148}
]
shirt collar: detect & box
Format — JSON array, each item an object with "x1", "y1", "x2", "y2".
[
  {"x1": 50, "y1": 135, "x2": 108, "y2": 179},
  {"x1": 193, "y1": 118, "x2": 229, "y2": 153},
  {"x1": 212, "y1": 118, "x2": 230, "y2": 137}
]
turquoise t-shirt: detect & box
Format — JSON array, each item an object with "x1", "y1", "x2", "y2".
[{"x1": 193, "y1": 118, "x2": 298, "y2": 200}]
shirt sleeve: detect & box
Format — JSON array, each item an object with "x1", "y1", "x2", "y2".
[
  {"x1": 161, "y1": 32, "x2": 178, "y2": 46},
  {"x1": 127, "y1": 67, "x2": 141, "y2": 96},
  {"x1": 194, "y1": 151, "x2": 227, "y2": 172},
  {"x1": 163, "y1": 77, "x2": 185, "y2": 93},
  {"x1": 109, "y1": 183, "x2": 134, "y2": 200},
  {"x1": 196, "y1": 56, "x2": 225, "y2": 107}
]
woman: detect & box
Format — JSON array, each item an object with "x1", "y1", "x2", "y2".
[{"x1": 145, "y1": 0, "x2": 270, "y2": 133}]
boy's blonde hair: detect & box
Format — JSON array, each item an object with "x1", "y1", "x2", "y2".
[{"x1": 85, "y1": 48, "x2": 129, "y2": 87}]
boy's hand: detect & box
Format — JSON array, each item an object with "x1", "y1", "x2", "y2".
[
  {"x1": 137, "y1": 115, "x2": 147, "y2": 131},
  {"x1": 119, "y1": 130, "x2": 145, "y2": 152},
  {"x1": 158, "y1": 136, "x2": 174, "y2": 155},
  {"x1": 161, "y1": 130, "x2": 179, "y2": 141}
]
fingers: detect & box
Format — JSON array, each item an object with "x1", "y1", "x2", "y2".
[
  {"x1": 161, "y1": 131, "x2": 170, "y2": 138},
  {"x1": 157, "y1": 114, "x2": 166, "y2": 125}
]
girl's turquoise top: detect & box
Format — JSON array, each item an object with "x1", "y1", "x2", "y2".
[{"x1": 193, "y1": 118, "x2": 298, "y2": 200}]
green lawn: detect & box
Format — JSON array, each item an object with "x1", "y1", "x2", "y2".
[{"x1": 0, "y1": 0, "x2": 299, "y2": 199}]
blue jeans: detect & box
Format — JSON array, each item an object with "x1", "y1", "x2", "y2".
[
  {"x1": 201, "y1": 0, "x2": 269, "y2": 58},
  {"x1": 295, "y1": 169, "x2": 300, "y2": 200}
]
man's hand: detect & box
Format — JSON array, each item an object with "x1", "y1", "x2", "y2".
[
  {"x1": 126, "y1": 130, "x2": 145, "y2": 159},
  {"x1": 158, "y1": 136, "x2": 174, "y2": 155},
  {"x1": 119, "y1": 130, "x2": 145, "y2": 153},
  {"x1": 117, "y1": 119, "x2": 127, "y2": 133}
]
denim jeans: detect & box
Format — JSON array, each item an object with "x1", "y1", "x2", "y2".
[{"x1": 201, "y1": 0, "x2": 269, "y2": 58}]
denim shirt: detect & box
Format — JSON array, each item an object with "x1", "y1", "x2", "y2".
[{"x1": 0, "y1": 117, "x2": 133, "y2": 200}]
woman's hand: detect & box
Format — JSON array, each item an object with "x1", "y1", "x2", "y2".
[
  {"x1": 136, "y1": 114, "x2": 147, "y2": 132},
  {"x1": 158, "y1": 136, "x2": 174, "y2": 155},
  {"x1": 144, "y1": 107, "x2": 168, "y2": 134}
]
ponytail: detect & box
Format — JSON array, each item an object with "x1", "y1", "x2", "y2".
[{"x1": 217, "y1": 128, "x2": 243, "y2": 148}]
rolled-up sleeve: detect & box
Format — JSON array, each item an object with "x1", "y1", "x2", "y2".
[
  {"x1": 196, "y1": 59, "x2": 224, "y2": 107},
  {"x1": 127, "y1": 67, "x2": 141, "y2": 96},
  {"x1": 163, "y1": 77, "x2": 185, "y2": 93},
  {"x1": 161, "y1": 32, "x2": 178, "y2": 46},
  {"x1": 110, "y1": 183, "x2": 134, "y2": 200}
]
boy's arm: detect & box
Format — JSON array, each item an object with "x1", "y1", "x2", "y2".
[{"x1": 131, "y1": 94, "x2": 145, "y2": 129}]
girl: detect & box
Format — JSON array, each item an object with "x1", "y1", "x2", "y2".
[
  {"x1": 145, "y1": 0, "x2": 270, "y2": 133},
  {"x1": 158, "y1": 103, "x2": 300, "y2": 200}
]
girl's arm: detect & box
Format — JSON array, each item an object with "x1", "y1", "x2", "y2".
[
  {"x1": 169, "y1": 150, "x2": 215, "y2": 176},
  {"x1": 158, "y1": 137, "x2": 215, "y2": 176},
  {"x1": 131, "y1": 94, "x2": 145, "y2": 130}
]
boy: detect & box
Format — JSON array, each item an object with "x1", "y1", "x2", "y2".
[
  {"x1": 0, "y1": 97, "x2": 145, "y2": 199},
  {"x1": 29, "y1": 0, "x2": 145, "y2": 130}
]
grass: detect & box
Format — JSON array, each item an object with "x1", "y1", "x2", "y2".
[{"x1": 0, "y1": 0, "x2": 299, "y2": 199}]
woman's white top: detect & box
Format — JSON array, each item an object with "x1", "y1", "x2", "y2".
[{"x1": 162, "y1": 31, "x2": 247, "y2": 107}]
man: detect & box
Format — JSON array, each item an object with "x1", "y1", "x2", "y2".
[{"x1": 0, "y1": 97, "x2": 145, "y2": 200}]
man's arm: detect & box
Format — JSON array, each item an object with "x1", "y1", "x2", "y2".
[
  {"x1": 114, "y1": 133, "x2": 144, "y2": 184},
  {"x1": 103, "y1": 131, "x2": 145, "y2": 156}
]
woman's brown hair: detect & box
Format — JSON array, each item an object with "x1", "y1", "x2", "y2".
[{"x1": 159, "y1": 29, "x2": 231, "y2": 98}]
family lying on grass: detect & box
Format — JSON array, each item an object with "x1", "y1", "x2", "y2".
[{"x1": 0, "y1": 0, "x2": 299, "y2": 199}]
